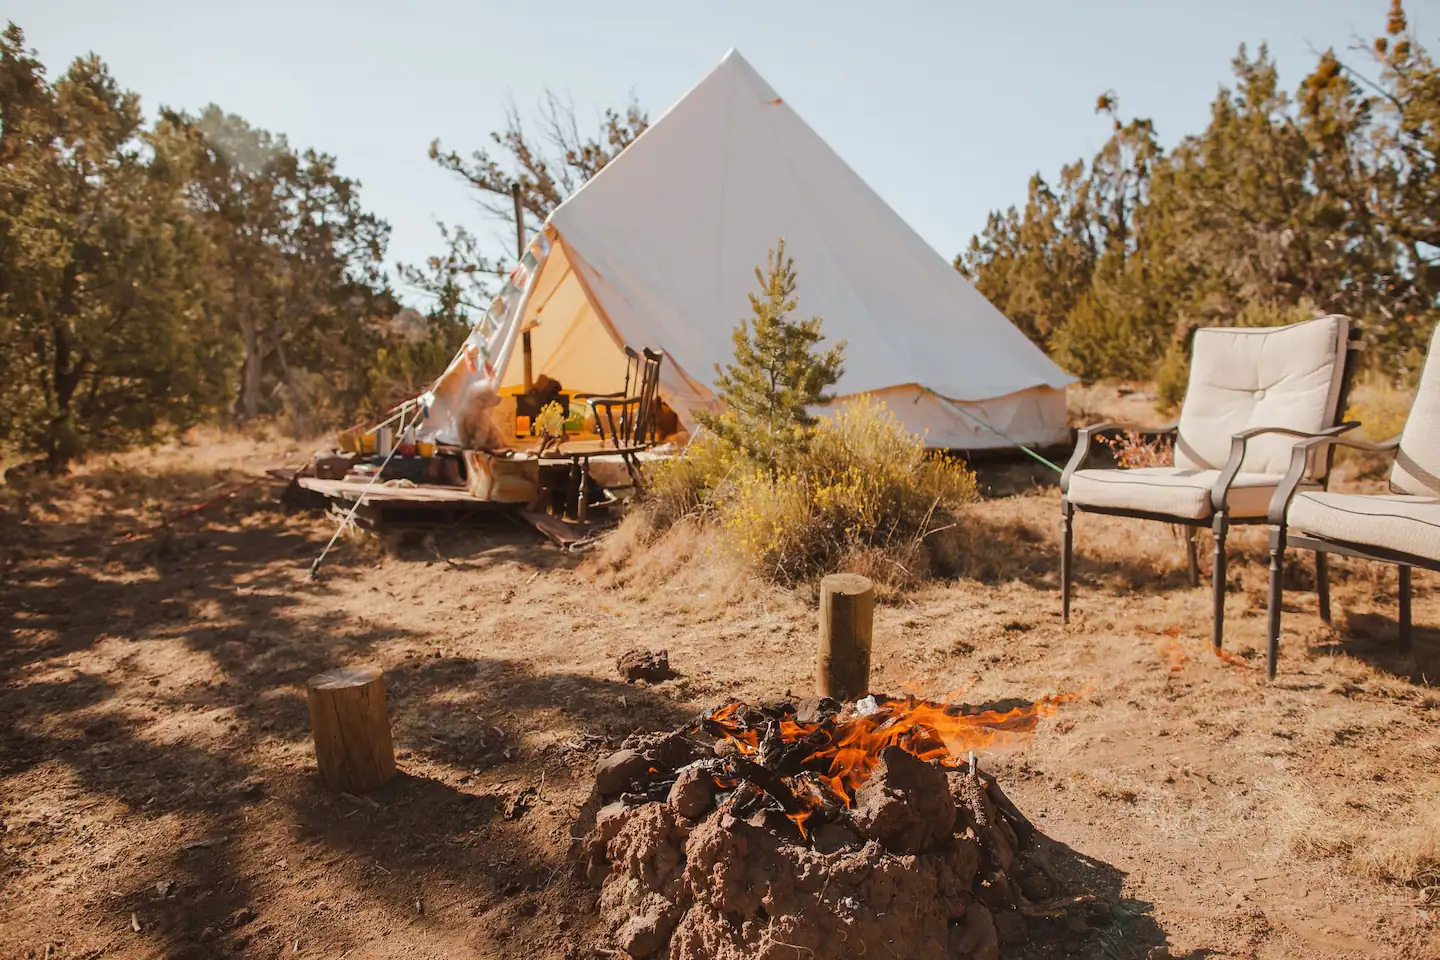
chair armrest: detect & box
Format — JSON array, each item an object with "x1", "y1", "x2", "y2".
[
  {"x1": 1060, "y1": 420, "x2": 1178, "y2": 492},
  {"x1": 574, "y1": 391, "x2": 625, "y2": 400},
  {"x1": 1210, "y1": 422, "x2": 1360, "y2": 511},
  {"x1": 1265, "y1": 433, "x2": 1401, "y2": 525}
]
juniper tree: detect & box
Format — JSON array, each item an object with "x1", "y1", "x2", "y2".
[{"x1": 699, "y1": 239, "x2": 845, "y2": 473}]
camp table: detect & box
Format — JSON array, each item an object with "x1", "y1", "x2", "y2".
[{"x1": 536, "y1": 439, "x2": 646, "y2": 525}]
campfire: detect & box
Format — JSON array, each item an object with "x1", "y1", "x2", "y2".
[{"x1": 579, "y1": 693, "x2": 1086, "y2": 960}]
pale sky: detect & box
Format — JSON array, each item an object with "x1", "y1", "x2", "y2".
[{"x1": 10, "y1": 1, "x2": 1431, "y2": 302}]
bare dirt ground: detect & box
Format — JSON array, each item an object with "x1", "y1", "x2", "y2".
[{"x1": 2, "y1": 412, "x2": 1438, "y2": 960}]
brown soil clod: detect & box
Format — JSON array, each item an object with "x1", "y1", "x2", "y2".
[
  {"x1": 579, "y1": 696, "x2": 1066, "y2": 959},
  {"x1": 617, "y1": 647, "x2": 675, "y2": 683}
]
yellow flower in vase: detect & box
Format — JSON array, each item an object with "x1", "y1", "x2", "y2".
[{"x1": 536, "y1": 401, "x2": 567, "y2": 453}]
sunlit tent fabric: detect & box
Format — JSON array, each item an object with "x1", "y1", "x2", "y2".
[{"x1": 421, "y1": 49, "x2": 1074, "y2": 450}]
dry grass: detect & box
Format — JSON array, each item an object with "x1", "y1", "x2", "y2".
[
  {"x1": 6, "y1": 422, "x2": 1440, "y2": 958},
  {"x1": 1346, "y1": 370, "x2": 1415, "y2": 445},
  {"x1": 634, "y1": 397, "x2": 978, "y2": 595},
  {"x1": 1341, "y1": 370, "x2": 1417, "y2": 479}
]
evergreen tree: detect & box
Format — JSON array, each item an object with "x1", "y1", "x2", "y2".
[
  {"x1": 698, "y1": 240, "x2": 845, "y2": 473},
  {"x1": 961, "y1": 3, "x2": 1440, "y2": 385},
  {"x1": 0, "y1": 33, "x2": 223, "y2": 467}
]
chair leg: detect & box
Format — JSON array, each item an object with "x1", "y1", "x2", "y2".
[
  {"x1": 1315, "y1": 551, "x2": 1331, "y2": 624},
  {"x1": 1186, "y1": 531, "x2": 1200, "y2": 588},
  {"x1": 1211, "y1": 512, "x2": 1229, "y2": 650},
  {"x1": 1061, "y1": 500, "x2": 1074, "y2": 624},
  {"x1": 1399, "y1": 565, "x2": 1413, "y2": 649},
  {"x1": 1266, "y1": 535, "x2": 1285, "y2": 682},
  {"x1": 577, "y1": 458, "x2": 591, "y2": 525}
]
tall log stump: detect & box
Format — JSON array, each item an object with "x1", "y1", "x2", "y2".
[
  {"x1": 307, "y1": 666, "x2": 396, "y2": 792},
  {"x1": 817, "y1": 573, "x2": 874, "y2": 700}
]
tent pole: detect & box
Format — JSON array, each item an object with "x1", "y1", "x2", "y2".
[{"x1": 512, "y1": 182, "x2": 533, "y2": 393}]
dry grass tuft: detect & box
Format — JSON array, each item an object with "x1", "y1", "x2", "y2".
[
  {"x1": 1355, "y1": 806, "x2": 1440, "y2": 893},
  {"x1": 1285, "y1": 795, "x2": 1440, "y2": 896},
  {"x1": 624, "y1": 397, "x2": 979, "y2": 595}
]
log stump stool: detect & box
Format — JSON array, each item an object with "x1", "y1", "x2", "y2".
[
  {"x1": 306, "y1": 666, "x2": 396, "y2": 792},
  {"x1": 817, "y1": 573, "x2": 875, "y2": 700}
]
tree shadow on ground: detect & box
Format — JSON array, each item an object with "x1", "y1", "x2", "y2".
[
  {"x1": 1012, "y1": 831, "x2": 1210, "y2": 960},
  {"x1": 961, "y1": 511, "x2": 1202, "y2": 598},
  {"x1": 1324, "y1": 612, "x2": 1440, "y2": 684},
  {"x1": 1, "y1": 471, "x2": 670, "y2": 958}
]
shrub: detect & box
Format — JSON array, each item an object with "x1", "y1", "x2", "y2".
[
  {"x1": 644, "y1": 396, "x2": 978, "y2": 592},
  {"x1": 1345, "y1": 371, "x2": 1413, "y2": 444},
  {"x1": 1097, "y1": 429, "x2": 1174, "y2": 468}
]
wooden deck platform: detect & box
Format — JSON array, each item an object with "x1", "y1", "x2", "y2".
[
  {"x1": 296, "y1": 477, "x2": 499, "y2": 527},
  {"x1": 295, "y1": 476, "x2": 601, "y2": 548}
]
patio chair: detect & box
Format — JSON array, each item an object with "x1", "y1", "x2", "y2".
[
  {"x1": 1060, "y1": 315, "x2": 1362, "y2": 650},
  {"x1": 1264, "y1": 328, "x2": 1440, "y2": 679}
]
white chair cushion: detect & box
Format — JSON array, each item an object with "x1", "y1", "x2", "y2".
[
  {"x1": 1068, "y1": 467, "x2": 1308, "y2": 520},
  {"x1": 1288, "y1": 492, "x2": 1440, "y2": 562},
  {"x1": 1176, "y1": 315, "x2": 1349, "y2": 477},
  {"x1": 1393, "y1": 329, "x2": 1440, "y2": 496}
]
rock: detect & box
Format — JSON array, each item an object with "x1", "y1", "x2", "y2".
[
  {"x1": 594, "y1": 749, "x2": 650, "y2": 796},
  {"x1": 667, "y1": 765, "x2": 713, "y2": 819},
  {"x1": 937, "y1": 834, "x2": 982, "y2": 900},
  {"x1": 950, "y1": 771, "x2": 1019, "y2": 874},
  {"x1": 810, "y1": 822, "x2": 862, "y2": 855},
  {"x1": 792, "y1": 696, "x2": 842, "y2": 724},
  {"x1": 950, "y1": 901, "x2": 1000, "y2": 960},
  {"x1": 616, "y1": 648, "x2": 674, "y2": 684},
  {"x1": 582, "y1": 802, "x2": 634, "y2": 884},
  {"x1": 613, "y1": 893, "x2": 681, "y2": 958},
  {"x1": 850, "y1": 746, "x2": 956, "y2": 854},
  {"x1": 1084, "y1": 899, "x2": 1115, "y2": 927},
  {"x1": 624, "y1": 730, "x2": 705, "y2": 772},
  {"x1": 993, "y1": 909, "x2": 1027, "y2": 944},
  {"x1": 1017, "y1": 866, "x2": 1055, "y2": 901}
]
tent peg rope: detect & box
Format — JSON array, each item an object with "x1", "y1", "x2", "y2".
[{"x1": 917, "y1": 388, "x2": 1064, "y2": 474}]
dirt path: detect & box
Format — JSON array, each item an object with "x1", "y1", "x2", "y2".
[{"x1": 2, "y1": 436, "x2": 1437, "y2": 959}]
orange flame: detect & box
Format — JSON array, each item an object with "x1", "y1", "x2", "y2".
[{"x1": 703, "y1": 692, "x2": 1079, "y2": 821}]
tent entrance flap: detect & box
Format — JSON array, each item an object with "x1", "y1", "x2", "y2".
[{"x1": 499, "y1": 236, "x2": 631, "y2": 396}]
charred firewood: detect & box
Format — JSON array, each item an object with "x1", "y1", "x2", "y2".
[
  {"x1": 727, "y1": 755, "x2": 808, "y2": 815},
  {"x1": 979, "y1": 769, "x2": 1035, "y2": 845}
]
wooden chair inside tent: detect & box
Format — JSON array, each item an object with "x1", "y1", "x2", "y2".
[
  {"x1": 575, "y1": 346, "x2": 641, "y2": 408},
  {"x1": 590, "y1": 348, "x2": 664, "y2": 450},
  {"x1": 537, "y1": 347, "x2": 664, "y2": 526}
]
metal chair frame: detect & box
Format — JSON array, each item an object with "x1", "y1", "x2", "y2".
[{"x1": 1058, "y1": 326, "x2": 1365, "y2": 653}]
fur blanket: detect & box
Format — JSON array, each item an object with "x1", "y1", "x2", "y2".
[{"x1": 456, "y1": 380, "x2": 510, "y2": 452}]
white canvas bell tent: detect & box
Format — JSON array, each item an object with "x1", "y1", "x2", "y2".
[{"x1": 420, "y1": 49, "x2": 1074, "y2": 450}]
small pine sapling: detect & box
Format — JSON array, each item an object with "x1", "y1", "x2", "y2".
[{"x1": 698, "y1": 239, "x2": 845, "y2": 474}]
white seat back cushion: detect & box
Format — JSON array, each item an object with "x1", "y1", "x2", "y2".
[
  {"x1": 1175, "y1": 315, "x2": 1349, "y2": 477},
  {"x1": 1392, "y1": 328, "x2": 1440, "y2": 496}
]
